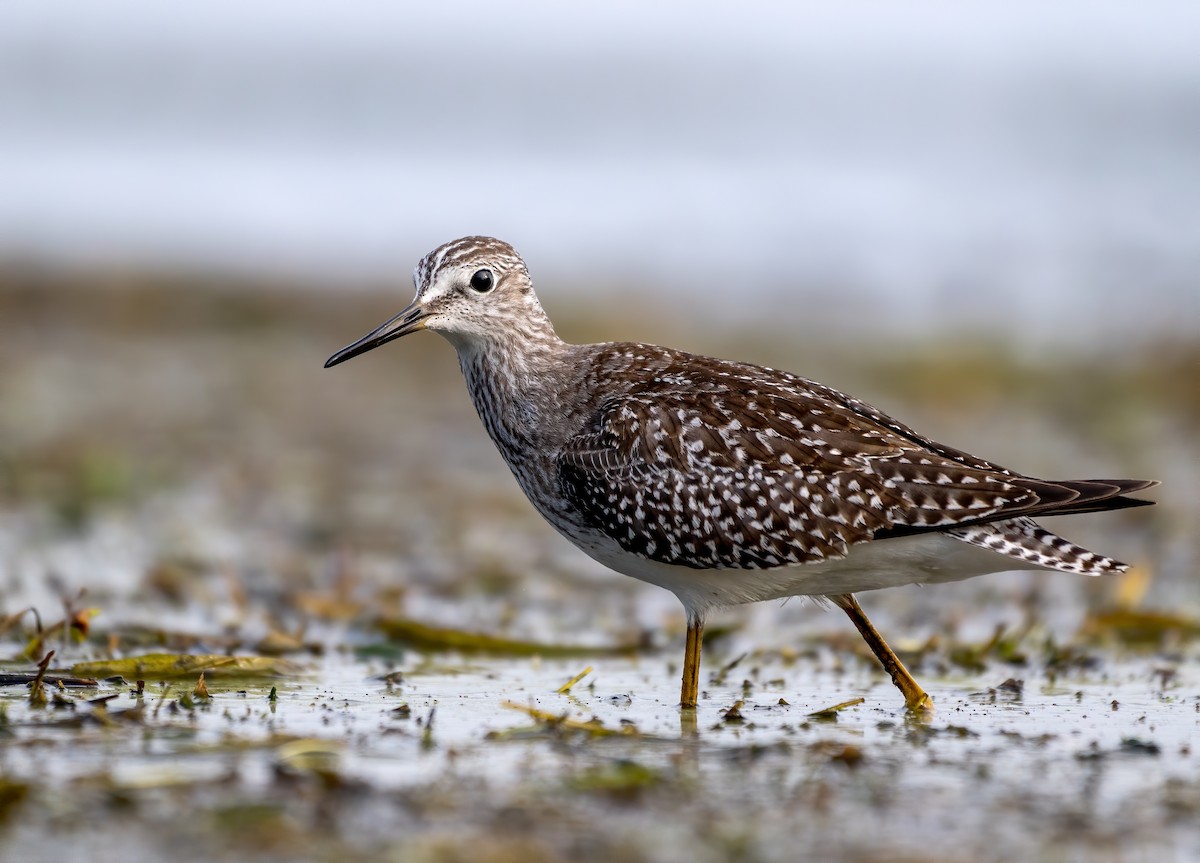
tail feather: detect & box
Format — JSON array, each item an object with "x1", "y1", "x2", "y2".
[
  {"x1": 876, "y1": 477, "x2": 1157, "y2": 540},
  {"x1": 1009, "y1": 477, "x2": 1159, "y2": 520},
  {"x1": 1037, "y1": 495, "x2": 1155, "y2": 518},
  {"x1": 1087, "y1": 479, "x2": 1160, "y2": 495},
  {"x1": 1017, "y1": 477, "x2": 1158, "y2": 519},
  {"x1": 947, "y1": 517, "x2": 1129, "y2": 575}
]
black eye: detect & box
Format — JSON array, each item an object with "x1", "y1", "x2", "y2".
[{"x1": 469, "y1": 269, "x2": 494, "y2": 293}]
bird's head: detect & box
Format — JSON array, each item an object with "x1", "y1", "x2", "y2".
[{"x1": 325, "y1": 236, "x2": 555, "y2": 368}]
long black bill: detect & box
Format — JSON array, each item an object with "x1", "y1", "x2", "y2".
[{"x1": 324, "y1": 303, "x2": 429, "y2": 368}]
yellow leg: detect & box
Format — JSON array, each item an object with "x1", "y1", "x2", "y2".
[
  {"x1": 833, "y1": 594, "x2": 932, "y2": 713},
  {"x1": 680, "y1": 616, "x2": 703, "y2": 708}
]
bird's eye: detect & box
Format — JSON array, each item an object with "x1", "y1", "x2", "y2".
[{"x1": 469, "y1": 269, "x2": 494, "y2": 293}]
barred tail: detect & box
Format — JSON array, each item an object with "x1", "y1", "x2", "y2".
[{"x1": 948, "y1": 517, "x2": 1129, "y2": 575}]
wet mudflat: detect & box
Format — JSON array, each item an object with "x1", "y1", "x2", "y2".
[
  {"x1": 3, "y1": 644, "x2": 1198, "y2": 862},
  {"x1": 1, "y1": 277, "x2": 1197, "y2": 862}
]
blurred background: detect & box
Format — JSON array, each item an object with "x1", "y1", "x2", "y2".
[
  {"x1": 4, "y1": 1, "x2": 1200, "y2": 338},
  {"x1": 1, "y1": 0, "x2": 1196, "y2": 637},
  {"x1": 2, "y1": 4, "x2": 1199, "y2": 860}
]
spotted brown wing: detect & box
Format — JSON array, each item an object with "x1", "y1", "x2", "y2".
[{"x1": 555, "y1": 356, "x2": 1050, "y2": 570}]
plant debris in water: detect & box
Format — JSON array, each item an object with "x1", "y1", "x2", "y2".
[
  {"x1": 69, "y1": 654, "x2": 301, "y2": 680},
  {"x1": 376, "y1": 617, "x2": 642, "y2": 657}
]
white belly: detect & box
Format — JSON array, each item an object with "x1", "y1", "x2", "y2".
[{"x1": 572, "y1": 531, "x2": 1049, "y2": 618}]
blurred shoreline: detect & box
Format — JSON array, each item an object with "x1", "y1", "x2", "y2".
[{"x1": 3, "y1": 257, "x2": 1197, "y2": 353}]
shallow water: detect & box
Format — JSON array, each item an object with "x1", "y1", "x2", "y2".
[{"x1": 3, "y1": 647, "x2": 1198, "y2": 863}]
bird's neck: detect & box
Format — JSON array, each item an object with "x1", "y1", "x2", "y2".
[{"x1": 453, "y1": 329, "x2": 574, "y2": 469}]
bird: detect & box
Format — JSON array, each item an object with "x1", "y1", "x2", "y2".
[{"x1": 325, "y1": 236, "x2": 1157, "y2": 712}]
